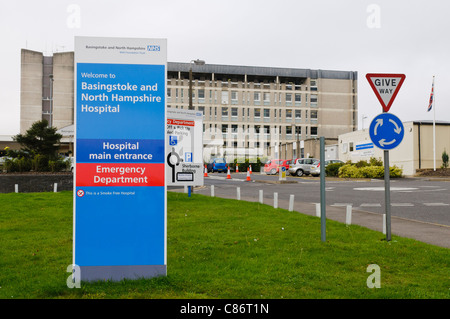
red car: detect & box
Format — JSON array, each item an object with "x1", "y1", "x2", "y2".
[{"x1": 264, "y1": 159, "x2": 292, "y2": 175}]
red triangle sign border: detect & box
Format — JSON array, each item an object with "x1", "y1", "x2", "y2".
[{"x1": 366, "y1": 73, "x2": 406, "y2": 112}]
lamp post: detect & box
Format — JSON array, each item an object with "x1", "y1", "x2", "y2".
[
  {"x1": 189, "y1": 59, "x2": 205, "y2": 110},
  {"x1": 49, "y1": 74, "x2": 54, "y2": 127}
]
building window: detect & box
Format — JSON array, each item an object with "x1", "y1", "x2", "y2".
[
  {"x1": 295, "y1": 93, "x2": 301, "y2": 106},
  {"x1": 295, "y1": 109, "x2": 301, "y2": 119},
  {"x1": 222, "y1": 107, "x2": 228, "y2": 116},
  {"x1": 310, "y1": 94, "x2": 318, "y2": 106},
  {"x1": 349, "y1": 142, "x2": 354, "y2": 152},
  {"x1": 231, "y1": 91, "x2": 238, "y2": 104},
  {"x1": 231, "y1": 107, "x2": 238, "y2": 117},
  {"x1": 222, "y1": 124, "x2": 228, "y2": 133},
  {"x1": 264, "y1": 108, "x2": 270, "y2": 118},
  {"x1": 286, "y1": 109, "x2": 292, "y2": 119},
  {"x1": 286, "y1": 93, "x2": 292, "y2": 106},
  {"x1": 254, "y1": 108, "x2": 261, "y2": 118},
  {"x1": 221, "y1": 91, "x2": 229, "y2": 104},
  {"x1": 310, "y1": 80, "x2": 318, "y2": 91},
  {"x1": 231, "y1": 124, "x2": 238, "y2": 133},
  {"x1": 263, "y1": 92, "x2": 270, "y2": 105},
  {"x1": 254, "y1": 92, "x2": 261, "y2": 105},
  {"x1": 198, "y1": 89, "x2": 205, "y2": 103},
  {"x1": 310, "y1": 127, "x2": 318, "y2": 136}
]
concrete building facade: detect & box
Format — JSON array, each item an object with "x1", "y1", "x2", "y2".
[
  {"x1": 19, "y1": 50, "x2": 358, "y2": 161},
  {"x1": 20, "y1": 49, "x2": 74, "y2": 134},
  {"x1": 167, "y1": 63, "x2": 357, "y2": 161}
]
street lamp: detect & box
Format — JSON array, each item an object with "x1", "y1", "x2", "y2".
[{"x1": 189, "y1": 59, "x2": 205, "y2": 110}]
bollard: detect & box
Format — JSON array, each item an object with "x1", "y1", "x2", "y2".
[
  {"x1": 211, "y1": 185, "x2": 215, "y2": 197},
  {"x1": 259, "y1": 190, "x2": 263, "y2": 204},
  {"x1": 315, "y1": 203, "x2": 320, "y2": 217},
  {"x1": 237, "y1": 187, "x2": 241, "y2": 200},
  {"x1": 54, "y1": 183, "x2": 58, "y2": 193},
  {"x1": 382, "y1": 214, "x2": 386, "y2": 235},
  {"x1": 345, "y1": 205, "x2": 352, "y2": 225},
  {"x1": 184, "y1": 185, "x2": 188, "y2": 193},
  {"x1": 274, "y1": 192, "x2": 278, "y2": 209},
  {"x1": 289, "y1": 194, "x2": 294, "y2": 212},
  {"x1": 15, "y1": 184, "x2": 19, "y2": 193}
]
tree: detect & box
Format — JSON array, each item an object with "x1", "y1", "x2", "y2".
[
  {"x1": 442, "y1": 150, "x2": 449, "y2": 169},
  {"x1": 13, "y1": 120, "x2": 62, "y2": 159}
]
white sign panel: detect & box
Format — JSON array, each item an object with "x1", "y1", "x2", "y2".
[{"x1": 166, "y1": 109, "x2": 204, "y2": 186}]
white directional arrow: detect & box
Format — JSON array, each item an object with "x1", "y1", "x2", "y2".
[
  {"x1": 379, "y1": 139, "x2": 396, "y2": 147},
  {"x1": 374, "y1": 118, "x2": 383, "y2": 135},
  {"x1": 389, "y1": 119, "x2": 402, "y2": 134}
]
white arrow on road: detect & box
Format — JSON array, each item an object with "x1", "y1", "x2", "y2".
[
  {"x1": 374, "y1": 118, "x2": 383, "y2": 135},
  {"x1": 389, "y1": 119, "x2": 402, "y2": 134},
  {"x1": 379, "y1": 139, "x2": 396, "y2": 147}
]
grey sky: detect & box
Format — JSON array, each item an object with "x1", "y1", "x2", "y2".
[{"x1": 1, "y1": 0, "x2": 449, "y2": 134}]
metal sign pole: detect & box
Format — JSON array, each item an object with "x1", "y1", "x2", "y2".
[
  {"x1": 384, "y1": 150, "x2": 391, "y2": 241},
  {"x1": 320, "y1": 136, "x2": 326, "y2": 242}
]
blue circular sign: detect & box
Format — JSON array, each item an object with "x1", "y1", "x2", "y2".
[{"x1": 369, "y1": 113, "x2": 404, "y2": 150}]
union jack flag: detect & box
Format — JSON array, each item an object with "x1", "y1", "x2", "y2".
[{"x1": 427, "y1": 78, "x2": 434, "y2": 112}]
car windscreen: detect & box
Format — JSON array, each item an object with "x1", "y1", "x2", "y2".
[{"x1": 214, "y1": 159, "x2": 225, "y2": 163}]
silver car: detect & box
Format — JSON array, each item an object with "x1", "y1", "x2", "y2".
[
  {"x1": 309, "y1": 159, "x2": 344, "y2": 176},
  {"x1": 288, "y1": 158, "x2": 319, "y2": 177}
]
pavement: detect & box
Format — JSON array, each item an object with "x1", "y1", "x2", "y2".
[{"x1": 170, "y1": 176, "x2": 450, "y2": 249}]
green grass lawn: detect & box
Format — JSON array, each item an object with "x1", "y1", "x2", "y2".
[{"x1": 0, "y1": 191, "x2": 448, "y2": 299}]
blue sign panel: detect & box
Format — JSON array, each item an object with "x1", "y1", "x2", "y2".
[
  {"x1": 369, "y1": 113, "x2": 404, "y2": 150},
  {"x1": 355, "y1": 143, "x2": 374, "y2": 151},
  {"x1": 74, "y1": 37, "x2": 167, "y2": 281}
]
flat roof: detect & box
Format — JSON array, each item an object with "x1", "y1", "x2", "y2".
[{"x1": 168, "y1": 62, "x2": 357, "y2": 80}]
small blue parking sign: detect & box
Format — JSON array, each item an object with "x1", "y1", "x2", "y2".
[
  {"x1": 169, "y1": 136, "x2": 178, "y2": 146},
  {"x1": 369, "y1": 113, "x2": 404, "y2": 150}
]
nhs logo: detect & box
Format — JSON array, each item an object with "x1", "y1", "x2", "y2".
[{"x1": 147, "y1": 45, "x2": 160, "y2": 52}]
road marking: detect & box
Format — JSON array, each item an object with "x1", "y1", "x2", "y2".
[
  {"x1": 360, "y1": 203, "x2": 382, "y2": 207},
  {"x1": 354, "y1": 187, "x2": 418, "y2": 191},
  {"x1": 391, "y1": 203, "x2": 414, "y2": 207},
  {"x1": 423, "y1": 203, "x2": 449, "y2": 206},
  {"x1": 331, "y1": 203, "x2": 352, "y2": 206}
]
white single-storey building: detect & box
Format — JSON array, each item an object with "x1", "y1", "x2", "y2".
[{"x1": 338, "y1": 120, "x2": 450, "y2": 176}]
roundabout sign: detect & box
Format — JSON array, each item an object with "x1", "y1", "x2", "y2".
[{"x1": 369, "y1": 113, "x2": 404, "y2": 150}]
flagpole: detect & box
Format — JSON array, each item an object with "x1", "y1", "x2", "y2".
[{"x1": 433, "y1": 76, "x2": 436, "y2": 171}]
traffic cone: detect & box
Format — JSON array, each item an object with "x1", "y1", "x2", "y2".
[
  {"x1": 250, "y1": 164, "x2": 252, "y2": 174},
  {"x1": 226, "y1": 166, "x2": 231, "y2": 179},
  {"x1": 236, "y1": 164, "x2": 239, "y2": 173},
  {"x1": 246, "y1": 168, "x2": 251, "y2": 181},
  {"x1": 204, "y1": 165, "x2": 208, "y2": 177}
]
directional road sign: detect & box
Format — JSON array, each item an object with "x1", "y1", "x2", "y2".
[
  {"x1": 366, "y1": 74, "x2": 406, "y2": 112},
  {"x1": 369, "y1": 113, "x2": 404, "y2": 150}
]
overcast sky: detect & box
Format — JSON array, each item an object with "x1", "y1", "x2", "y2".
[{"x1": 1, "y1": 0, "x2": 449, "y2": 135}]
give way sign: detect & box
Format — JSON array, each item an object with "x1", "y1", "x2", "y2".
[{"x1": 366, "y1": 73, "x2": 406, "y2": 112}]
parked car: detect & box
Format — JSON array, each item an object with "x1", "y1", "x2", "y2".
[
  {"x1": 264, "y1": 159, "x2": 292, "y2": 175},
  {"x1": 288, "y1": 158, "x2": 319, "y2": 177},
  {"x1": 309, "y1": 159, "x2": 344, "y2": 176},
  {"x1": 207, "y1": 158, "x2": 228, "y2": 173}
]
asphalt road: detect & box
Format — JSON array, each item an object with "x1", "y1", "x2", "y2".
[{"x1": 192, "y1": 172, "x2": 450, "y2": 227}]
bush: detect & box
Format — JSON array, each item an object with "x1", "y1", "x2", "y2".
[
  {"x1": 360, "y1": 166, "x2": 384, "y2": 178},
  {"x1": 442, "y1": 150, "x2": 449, "y2": 169},
  {"x1": 326, "y1": 162, "x2": 345, "y2": 177},
  {"x1": 369, "y1": 157, "x2": 383, "y2": 166},
  {"x1": 338, "y1": 163, "x2": 403, "y2": 178},
  {"x1": 338, "y1": 164, "x2": 363, "y2": 178},
  {"x1": 355, "y1": 160, "x2": 369, "y2": 168}
]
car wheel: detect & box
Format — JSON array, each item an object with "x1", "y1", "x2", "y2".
[
  {"x1": 270, "y1": 168, "x2": 277, "y2": 175},
  {"x1": 296, "y1": 169, "x2": 304, "y2": 177}
]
